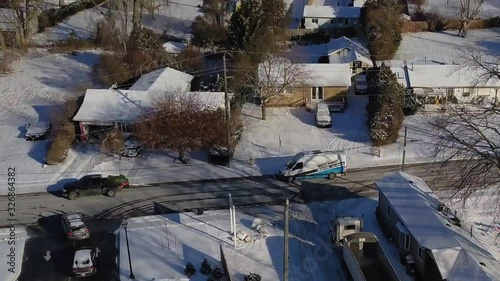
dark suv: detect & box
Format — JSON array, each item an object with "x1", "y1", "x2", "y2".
[{"x1": 62, "y1": 174, "x2": 129, "y2": 200}]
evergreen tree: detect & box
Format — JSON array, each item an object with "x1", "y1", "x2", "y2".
[
  {"x1": 366, "y1": 64, "x2": 405, "y2": 146},
  {"x1": 360, "y1": 0, "x2": 403, "y2": 61},
  {"x1": 227, "y1": 0, "x2": 291, "y2": 60},
  {"x1": 403, "y1": 90, "x2": 422, "y2": 116}
]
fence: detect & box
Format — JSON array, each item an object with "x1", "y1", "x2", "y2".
[{"x1": 220, "y1": 243, "x2": 232, "y2": 281}]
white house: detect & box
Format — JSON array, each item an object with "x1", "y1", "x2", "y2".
[
  {"x1": 303, "y1": 5, "x2": 361, "y2": 29},
  {"x1": 327, "y1": 36, "x2": 372, "y2": 74},
  {"x1": 73, "y1": 67, "x2": 230, "y2": 141},
  {"x1": 129, "y1": 67, "x2": 194, "y2": 93},
  {"x1": 392, "y1": 63, "x2": 500, "y2": 104}
]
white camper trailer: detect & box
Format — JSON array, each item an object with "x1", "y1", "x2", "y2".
[{"x1": 331, "y1": 215, "x2": 364, "y2": 243}]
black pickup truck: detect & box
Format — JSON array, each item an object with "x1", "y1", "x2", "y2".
[{"x1": 62, "y1": 174, "x2": 129, "y2": 200}]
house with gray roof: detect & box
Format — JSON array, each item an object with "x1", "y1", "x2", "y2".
[{"x1": 375, "y1": 171, "x2": 500, "y2": 281}]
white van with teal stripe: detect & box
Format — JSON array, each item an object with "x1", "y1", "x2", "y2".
[{"x1": 279, "y1": 150, "x2": 347, "y2": 183}]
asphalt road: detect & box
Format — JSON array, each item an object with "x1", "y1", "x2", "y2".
[
  {"x1": 0, "y1": 161, "x2": 454, "y2": 227},
  {"x1": 18, "y1": 218, "x2": 121, "y2": 281}
]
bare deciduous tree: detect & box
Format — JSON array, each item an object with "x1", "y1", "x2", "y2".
[
  {"x1": 256, "y1": 56, "x2": 310, "y2": 120},
  {"x1": 429, "y1": 52, "x2": 499, "y2": 201},
  {"x1": 458, "y1": 0, "x2": 484, "y2": 38},
  {"x1": 136, "y1": 91, "x2": 227, "y2": 163}
]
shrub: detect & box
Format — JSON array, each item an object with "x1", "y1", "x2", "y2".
[
  {"x1": 200, "y1": 258, "x2": 212, "y2": 275},
  {"x1": 184, "y1": 262, "x2": 196, "y2": 276},
  {"x1": 94, "y1": 13, "x2": 126, "y2": 51},
  {"x1": 211, "y1": 266, "x2": 224, "y2": 280},
  {"x1": 45, "y1": 121, "x2": 75, "y2": 165},
  {"x1": 93, "y1": 53, "x2": 132, "y2": 88},
  {"x1": 51, "y1": 30, "x2": 94, "y2": 53},
  {"x1": 425, "y1": 12, "x2": 447, "y2": 32},
  {"x1": 100, "y1": 129, "x2": 125, "y2": 154},
  {"x1": 38, "y1": 0, "x2": 107, "y2": 32},
  {"x1": 245, "y1": 272, "x2": 262, "y2": 281}
]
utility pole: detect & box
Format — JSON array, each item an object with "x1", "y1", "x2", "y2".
[
  {"x1": 283, "y1": 198, "x2": 290, "y2": 281},
  {"x1": 223, "y1": 51, "x2": 231, "y2": 168},
  {"x1": 401, "y1": 126, "x2": 407, "y2": 172}
]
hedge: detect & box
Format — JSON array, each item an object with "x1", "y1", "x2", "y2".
[{"x1": 38, "y1": 0, "x2": 107, "y2": 32}]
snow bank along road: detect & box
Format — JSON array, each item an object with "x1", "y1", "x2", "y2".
[{"x1": 0, "y1": 162, "x2": 456, "y2": 226}]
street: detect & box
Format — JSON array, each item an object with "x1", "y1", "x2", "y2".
[
  {"x1": 0, "y1": 162, "x2": 454, "y2": 227},
  {"x1": 18, "y1": 218, "x2": 121, "y2": 281},
  {"x1": 1, "y1": 161, "x2": 457, "y2": 281}
]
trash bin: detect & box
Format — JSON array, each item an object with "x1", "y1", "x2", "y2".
[{"x1": 405, "y1": 255, "x2": 415, "y2": 276}]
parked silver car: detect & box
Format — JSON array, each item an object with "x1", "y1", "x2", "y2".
[
  {"x1": 25, "y1": 122, "x2": 51, "y2": 140},
  {"x1": 61, "y1": 213, "x2": 90, "y2": 240}
]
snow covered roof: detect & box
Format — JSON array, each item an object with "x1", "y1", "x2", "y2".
[
  {"x1": 303, "y1": 63, "x2": 352, "y2": 87},
  {"x1": 327, "y1": 37, "x2": 372, "y2": 66},
  {"x1": 73, "y1": 89, "x2": 228, "y2": 123},
  {"x1": 73, "y1": 89, "x2": 153, "y2": 122},
  {"x1": 392, "y1": 64, "x2": 500, "y2": 88},
  {"x1": 129, "y1": 67, "x2": 194, "y2": 92},
  {"x1": 163, "y1": 41, "x2": 187, "y2": 54},
  {"x1": 376, "y1": 172, "x2": 500, "y2": 281},
  {"x1": 303, "y1": 5, "x2": 361, "y2": 19}
]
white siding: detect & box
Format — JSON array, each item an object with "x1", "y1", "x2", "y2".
[
  {"x1": 304, "y1": 17, "x2": 357, "y2": 29},
  {"x1": 453, "y1": 87, "x2": 500, "y2": 103}
]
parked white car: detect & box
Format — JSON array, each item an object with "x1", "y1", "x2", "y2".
[
  {"x1": 25, "y1": 122, "x2": 51, "y2": 140},
  {"x1": 315, "y1": 103, "x2": 332, "y2": 128},
  {"x1": 355, "y1": 74, "x2": 367, "y2": 94},
  {"x1": 73, "y1": 247, "x2": 97, "y2": 277}
]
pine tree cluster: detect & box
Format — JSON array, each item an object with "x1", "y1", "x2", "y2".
[
  {"x1": 366, "y1": 64, "x2": 406, "y2": 146},
  {"x1": 360, "y1": 0, "x2": 403, "y2": 60}
]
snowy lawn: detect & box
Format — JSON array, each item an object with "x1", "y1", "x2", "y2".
[
  {"x1": 395, "y1": 28, "x2": 500, "y2": 64},
  {"x1": 33, "y1": 0, "x2": 203, "y2": 45},
  {"x1": 117, "y1": 211, "x2": 281, "y2": 281},
  {"x1": 0, "y1": 51, "x2": 102, "y2": 195},
  {"x1": 234, "y1": 95, "x2": 440, "y2": 171},
  {"x1": 414, "y1": 0, "x2": 500, "y2": 19}
]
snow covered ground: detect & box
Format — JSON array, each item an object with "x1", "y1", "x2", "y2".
[
  {"x1": 0, "y1": 50, "x2": 102, "y2": 195},
  {"x1": 117, "y1": 211, "x2": 281, "y2": 281},
  {"x1": 33, "y1": 0, "x2": 203, "y2": 45},
  {"x1": 235, "y1": 93, "x2": 439, "y2": 169},
  {"x1": 395, "y1": 28, "x2": 500, "y2": 64},
  {"x1": 0, "y1": 226, "x2": 27, "y2": 281},
  {"x1": 438, "y1": 188, "x2": 500, "y2": 261},
  {"x1": 415, "y1": 0, "x2": 500, "y2": 19}
]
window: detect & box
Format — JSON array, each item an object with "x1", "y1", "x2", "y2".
[
  {"x1": 312, "y1": 18, "x2": 318, "y2": 24},
  {"x1": 404, "y1": 235, "x2": 410, "y2": 250},
  {"x1": 387, "y1": 205, "x2": 392, "y2": 216},
  {"x1": 418, "y1": 247, "x2": 425, "y2": 261},
  {"x1": 330, "y1": 18, "x2": 337, "y2": 24},
  {"x1": 312, "y1": 87, "x2": 324, "y2": 100},
  {"x1": 462, "y1": 91, "x2": 471, "y2": 97},
  {"x1": 292, "y1": 163, "x2": 303, "y2": 170},
  {"x1": 344, "y1": 19, "x2": 349, "y2": 25},
  {"x1": 344, "y1": 224, "x2": 356, "y2": 230}
]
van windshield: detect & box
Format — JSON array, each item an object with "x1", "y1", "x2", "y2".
[{"x1": 286, "y1": 160, "x2": 296, "y2": 169}]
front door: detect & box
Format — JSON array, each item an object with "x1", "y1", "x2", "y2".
[{"x1": 311, "y1": 87, "x2": 324, "y2": 104}]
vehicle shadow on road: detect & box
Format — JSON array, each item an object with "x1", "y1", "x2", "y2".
[{"x1": 46, "y1": 178, "x2": 78, "y2": 197}]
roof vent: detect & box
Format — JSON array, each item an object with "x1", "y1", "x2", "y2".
[
  {"x1": 408, "y1": 180, "x2": 414, "y2": 184},
  {"x1": 479, "y1": 262, "x2": 486, "y2": 267},
  {"x1": 445, "y1": 223, "x2": 452, "y2": 227}
]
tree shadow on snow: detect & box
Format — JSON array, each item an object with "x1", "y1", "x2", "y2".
[{"x1": 289, "y1": 107, "x2": 316, "y2": 126}]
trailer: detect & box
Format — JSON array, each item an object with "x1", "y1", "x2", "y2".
[{"x1": 342, "y1": 232, "x2": 400, "y2": 281}]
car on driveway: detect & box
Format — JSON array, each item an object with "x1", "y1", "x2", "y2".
[
  {"x1": 62, "y1": 174, "x2": 129, "y2": 200},
  {"x1": 61, "y1": 213, "x2": 90, "y2": 240},
  {"x1": 72, "y1": 247, "x2": 98, "y2": 277},
  {"x1": 24, "y1": 122, "x2": 51, "y2": 140}
]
